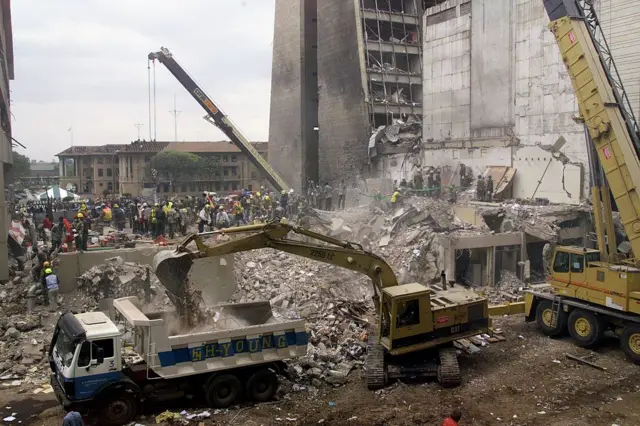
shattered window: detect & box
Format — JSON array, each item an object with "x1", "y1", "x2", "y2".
[{"x1": 553, "y1": 251, "x2": 570, "y2": 273}]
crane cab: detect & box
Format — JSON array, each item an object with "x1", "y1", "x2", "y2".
[{"x1": 379, "y1": 283, "x2": 490, "y2": 356}]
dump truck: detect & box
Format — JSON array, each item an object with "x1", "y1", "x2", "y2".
[
  {"x1": 49, "y1": 296, "x2": 306, "y2": 425},
  {"x1": 524, "y1": 0, "x2": 640, "y2": 362},
  {"x1": 153, "y1": 221, "x2": 523, "y2": 391}
]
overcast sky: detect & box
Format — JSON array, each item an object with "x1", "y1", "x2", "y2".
[{"x1": 10, "y1": 0, "x2": 275, "y2": 162}]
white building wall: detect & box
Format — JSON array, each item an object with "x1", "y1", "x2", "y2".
[
  {"x1": 597, "y1": 0, "x2": 640, "y2": 120},
  {"x1": 409, "y1": 0, "x2": 590, "y2": 204},
  {"x1": 423, "y1": 0, "x2": 471, "y2": 141}
]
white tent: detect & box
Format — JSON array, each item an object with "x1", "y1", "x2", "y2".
[{"x1": 37, "y1": 186, "x2": 80, "y2": 201}]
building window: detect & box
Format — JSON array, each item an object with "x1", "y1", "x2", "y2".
[
  {"x1": 223, "y1": 168, "x2": 229, "y2": 177},
  {"x1": 98, "y1": 169, "x2": 104, "y2": 177},
  {"x1": 107, "y1": 182, "x2": 113, "y2": 191},
  {"x1": 190, "y1": 184, "x2": 196, "y2": 192},
  {"x1": 105, "y1": 157, "x2": 112, "y2": 164},
  {"x1": 215, "y1": 182, "x2": 221, "y2": 191},
  {"x1": 223, "y1": 155, "x2": 229, "y2": 163},
  {"x1": 163, "y1": 184, "x2": 169, "y2": 193},
  {"x1": 231, "y1": 182, "x2": 238, "y2": 190},
  {"x1": 145, "y1": 156, "x2": 151, "y2": 163},
  {"x1": 84, "y1": 158, "x2": 91, "y2": 165},
  {"x1": 231, "y1": 167, "x2": 238, "y2": 177},
  {"x1": 106, "y1": 168, "x2": 112, "y2": 177},
  {"x1": 99, "y1": 182, "x2": 103, "y2": 187},
  {"x1": 181, "y1": 184, "x2": 187, "y2": 192},
  {"x1": 223, "y1": 182, "x2": 229, "y2": 191},
  {"x1": 97, "y1": 158, "x2": 104, "y2": 164},
  {"x1": 231, "y1": 155, "x2": 237, "y2": 163}
]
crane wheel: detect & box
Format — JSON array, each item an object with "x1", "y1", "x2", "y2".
[
  {"x1": 365, "y1": 334, "x2": 387, "y2": 390},
  {"x1": 245, "y1": 368, "x2": 278, "y2": 402},
  {"x1": 535, "y1": 300, "x2": 567, "y2": 337},
  {"x1": 568, "y1": 309, "x2": 604, "y2": 349},
  {"x1": 620, "y1": 324, "x2": 640, "y2": 364},
  {"x1": 437, "y1": 348, "x2": 461, "y2": 388},
  {"x1": 206, "y1": 374, "x2": 242, "y2": 408}
]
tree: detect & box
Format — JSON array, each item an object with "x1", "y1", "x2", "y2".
[
  {"x1": 151, "y1": 151, "x2": 201, "y2": 188},
  {"x1": 11, "y1": 151, "x2": 31, "y2": 178},
  {"x1": 196, "y1": 155, "x2": 222, "y2": 181}
]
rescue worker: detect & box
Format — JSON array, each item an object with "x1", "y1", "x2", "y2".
[
  {"x1": 167, "y1": 205, "x2": 179, "y2": 239},
  {"x1": 232, "y1": 201, "x2": 245, "y2": 226},
  {"x1": 434, "y1": 169, "x2": 442, "y2": 198},
  {"x1": 215, "y1": 206, "x2": 230, "y2": 229},
  {"x1": 323, "y1": 182, "x2": 333, "y2": 211},
  {"x1": 288, "y1": 189, "x2": 297, "y2": 217},
  {"x1": 414, "y1": 170, "x2": 424, "y2": 191},
  {"x1": 49, "y1": 216, "x2": 65, "y2": 255},
  {"x1": 241, "y1": 191, "x2": 251, "y2": 223},
  {"x1": 155, "y1": 203, "x2": 167, "y2": 238},
  {"x1": 390, "y1": 188, "x2": 401, "y2": 211},
  {"x1": 113, "y1": 204, "x2": 126, "y2": 231},
  {"x1": 316, "y1": 182, "x2": 324, "y2": 210},
  {"x1": 262, "y1": 192, "x2": 272, "y2": 219},
  {"x1": 476, "y1": 175, "x2": 486, "y2": 201},
  {"x1": 179, "y1": 206, "x2": 189, "y2": 235},
  {"x1": 427, "y1": 172, "x2": 435, "y2": 197},
  {"x1": 149, "y1": 204, "x2": 158, "y2": 237},
  {"x1": 198, "y1": 204, "x2": 212, "y2": 233},
  {"x1": 101, "y1": 204, "x2": 112, "y2": 227},
  {"x1": 442, "y1": 409, "x2": 462, "y2": 426},
  {"x1": 337, "y1": 180, "x2": 346, "y2": 210},
  {"x1": 73, "y1": 213, "x2": 85, "y2": 251},
  {"x1": 128, "y1": 202, "x2": 138, "y2": 233},
  {"x1": 485, "y1": 175, "x2": 494, "y2": 202},
  {"x1": 43, "y1": 268, "x2": 59, "y2": 312},
  {"x1": 141, "y1": 203, "x2": 150, "y2": 235},
  {"x1": 307, "y1": 180, "x2": 317, "y2": 208},
  {"x1": 280, "y1": 189, "x2": 289, "y2": 211},
  {"x1": 78, "y1": 203, "x2": 88, "y2": 218},
  {"x1": 273, "y1": 205, "x2": 285, "y2": 221}
]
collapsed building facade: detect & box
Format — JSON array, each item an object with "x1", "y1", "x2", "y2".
[{"x1": 269, "y1": 0, "x2": 640, "y2": 205}]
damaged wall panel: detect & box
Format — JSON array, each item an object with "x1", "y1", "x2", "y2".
[{"x1": 423, "y1": 0, "x2": 471, "y2": 141}]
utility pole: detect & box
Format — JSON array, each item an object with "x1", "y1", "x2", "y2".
[
  {"x1": 134, "y1": 123, "x2": 144, "y2": 141},
  {"x1": 169, "y1": 93, "x2": 181, "y2": 142}
]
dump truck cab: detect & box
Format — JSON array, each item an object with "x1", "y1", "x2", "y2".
[{"x1": 49, "y1": 312, "x2": 125, "y2": 406}]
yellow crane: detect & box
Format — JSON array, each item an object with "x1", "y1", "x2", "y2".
[{"x1": 525, "y1": 0, "x2": 640, "y2": 362}]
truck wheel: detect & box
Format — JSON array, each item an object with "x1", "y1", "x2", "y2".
[
  {"x1": 620, "y1": 324, "x2": 640, "y2": 364},
  {"x1": 568, "y1": 309, "x2": 604, "y2": 349},
  {"x1": 98, "y1": 393, "x2": 138, "y2": 425},
  {"x1": 206, "y1": 374, "x2": 242, "y2": 408},
  {"x1": 535, "y1": 300, "x2": 567, "y2": 337},
  {"x1": 246, "y1": 369, "x2": 278, "y2": 402}
]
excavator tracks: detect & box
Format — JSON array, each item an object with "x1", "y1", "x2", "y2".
[
  {"x1": 365, "y1": 334, "x2": 387, "y2": 390},
  {"x1": 437, "y1": 348, "x2": 461, "y2": 388}
]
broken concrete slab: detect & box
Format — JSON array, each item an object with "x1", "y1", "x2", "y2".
[{"x1": 378, "y1": 235, "x2": 391, "y2": 247}]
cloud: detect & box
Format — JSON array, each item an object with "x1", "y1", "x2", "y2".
[{"x1": 10, "y1": 0, "x2": 275, "y2": 161}]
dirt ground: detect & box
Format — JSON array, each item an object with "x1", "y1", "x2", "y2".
[{"x1": 10, "y1": 315, "x2": 640, "y2": 426}]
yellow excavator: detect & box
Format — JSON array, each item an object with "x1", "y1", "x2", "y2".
[
  {"x1": 153, "y1": 221, "x2": 522, "y2": 389},
  {"x1": 525, "y1": 1, "x2": 640, "y2": 362}
]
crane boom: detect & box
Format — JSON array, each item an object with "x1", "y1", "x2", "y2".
[
  {"x1": 544, "y1": 0, "x2": 640, "y2": 261},
  {"x1": 148, "y1": 47, "x2": 289, "y2": 192}
]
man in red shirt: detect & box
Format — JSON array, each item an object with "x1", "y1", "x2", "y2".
[
  {"x1": 42, "y1": 215, "x2": 53, "y2": 230},
  {"x1": 442, "y1": 409, "x2": 462, "y2": 426}
]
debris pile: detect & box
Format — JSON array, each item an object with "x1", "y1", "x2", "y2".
[
  {"x1": 76, "y1": 256, "x2": 155, "y2": 304},
  {"x1": 478, "y1": 270, "x2": 525, "y2": 303}
]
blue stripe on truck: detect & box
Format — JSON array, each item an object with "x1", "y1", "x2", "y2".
[{"x1": 157, "y1": 331, "x2": 308, "y2": 367}]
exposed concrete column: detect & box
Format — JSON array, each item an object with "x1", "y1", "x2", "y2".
[
  {"x1": 443, "y1": 238, "x2": 455, "y2": 284},
  {"x1": 0, "y1": 164, "x2": 8, "y2": 281},
  {"x1": 485, "y1": 246, "x2": 495, "y2": 287},
  {"x1": 59, "y1": 159, "x2": 64, "y2": 177}
]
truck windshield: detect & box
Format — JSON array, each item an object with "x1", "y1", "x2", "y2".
[{"x1": 54, "y1": 329, "x2": 77, "y2": 368}]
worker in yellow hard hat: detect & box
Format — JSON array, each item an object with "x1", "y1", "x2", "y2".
[
  {"x1": 43, "y1": 267, "x2": 59, "y2": 311},
  {"x1": 73, "y1": 213, "x2": 85, "y2": 251}
]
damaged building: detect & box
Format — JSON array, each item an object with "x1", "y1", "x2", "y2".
[
  {"x1": 371, "y1": 0, "x2": 640, "y2": 205},
  {"x1": 270, "y1": 0, "x2": 640, "y2": 205}
]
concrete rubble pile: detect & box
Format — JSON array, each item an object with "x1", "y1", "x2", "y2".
[
  {"x1": 478, "y1": 270, "x2": 525, "y2": 304},
  {"x1": 76, "y1": 256, "x2": 162, "y2": 307}
]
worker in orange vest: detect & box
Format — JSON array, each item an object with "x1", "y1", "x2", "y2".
[{"x1": 442, "y1": 409, "x2": 462, "y2": 426}]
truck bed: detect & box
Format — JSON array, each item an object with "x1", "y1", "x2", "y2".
[{"x1": 114, "y1": 297, "x2": 307, "y2": 379}]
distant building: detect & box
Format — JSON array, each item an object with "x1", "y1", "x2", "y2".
[
  {"x1": 56, "y1": 141, "x2": 268, "y2": 198},
  {"x1": 24, "y1": 161, "x2": 59, "y2": 184},
  {"x1": 156, "y1": 141, "x2": 269, "y2": 197}
]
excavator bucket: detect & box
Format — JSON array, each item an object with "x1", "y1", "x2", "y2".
[{"x1": 152, "y1": 250, "x2": 195, "y2": 300}]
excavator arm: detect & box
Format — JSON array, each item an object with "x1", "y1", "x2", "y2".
[{"x1": 153, "y1": 222, "x2": 398, "y2": 303}]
